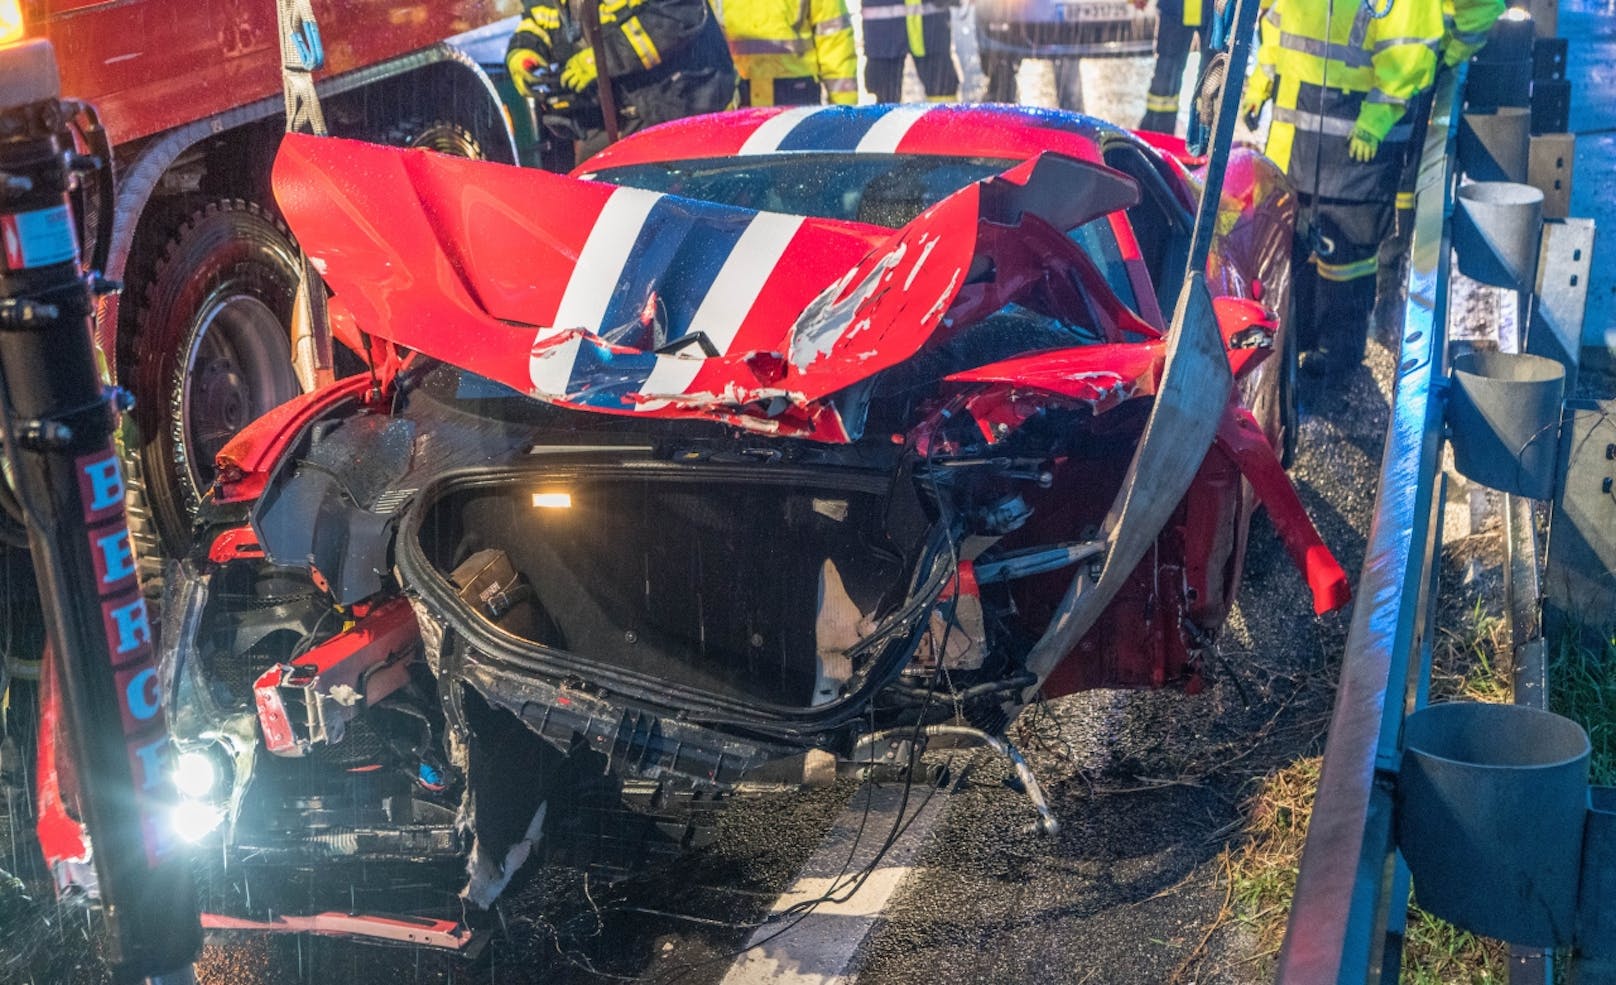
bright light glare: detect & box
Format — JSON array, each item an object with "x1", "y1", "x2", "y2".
[
  {"x1": 172, "y1": 750, "x2": 218, "y2": 800},
  {"x1": 0, "y1": 0, "x2": 22, "y2": 45},
  {"x1": 531, "y1": 491, "x2": 573, "y2": 509},
  {"x1": 170, "y1": 801, "x2": 223, "y2": 843},
  {"x1": 1501, "y1": 6, "x2": 1530, "y2": 19}
]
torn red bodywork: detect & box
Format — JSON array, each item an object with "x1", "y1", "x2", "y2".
[{"x1": 271, "y1": 135, "x2": 1145, "y2": 441}]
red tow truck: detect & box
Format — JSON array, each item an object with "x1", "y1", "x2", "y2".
[{"x1": 14, "y1": 0, "x2": 522, "y2": 554}]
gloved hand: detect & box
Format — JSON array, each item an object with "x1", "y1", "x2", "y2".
[
  {"x1": 1240, "y1": 70, "x2": 1274, "y2": 122},
  {"x1": 507, "y1": 47, "x2": 546, "y2": 98},
  {"x1": 1348, "y1": 126, "x2": 1381, "y2": 162},
  {"x1": 561, "y1": 49, "x2": 598, "y2": 91},
  {"x1": 1351, "y1": 100, "x2": 1402, "y2": 161},
  {"x1": 1444, "y1": 37, "x2": 1485, "y2": 67}
]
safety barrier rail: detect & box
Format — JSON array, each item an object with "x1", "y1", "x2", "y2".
[{"x1": 1272, "y1": 68, "x2": 1461, "y2": 984}]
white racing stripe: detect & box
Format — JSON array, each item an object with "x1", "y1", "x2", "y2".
[
  {"x1": 634, "y1": 210, "x2": 804, "y2": 410},
  {"x1": 547, "y1": 186, "x2": 663, "y2": 337},
  {"x1": 528, "y1": 333, "x2": 584, "y2": 397},
  {"x1": 739, "y1": 106, "x2": 822, "y2": 155},
  {"x1": 855, "y1": 104, "x2": 932, "y2": 153},
  {"x1": 686, "y1": 211, "x2": 805, "y2": 355},
  {"x1": 633, "y1": 355, "x2": 707, "y2": 411},
  {"x1": 531, "y1": 186, "x2": 661, "y2": 397}
]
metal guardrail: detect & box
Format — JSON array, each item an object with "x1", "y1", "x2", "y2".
[{"x1": 1272, "y1": 68, "x2": 1461, "y2": 984}]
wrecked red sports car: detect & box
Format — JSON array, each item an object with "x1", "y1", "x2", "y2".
[{"x1": 39, "y1": 104, "x2": 1348, "y2": 910}]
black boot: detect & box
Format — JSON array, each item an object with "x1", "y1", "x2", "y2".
[{"x1": 1314, "y1": 275, "x2": 1376, "y2": 378}]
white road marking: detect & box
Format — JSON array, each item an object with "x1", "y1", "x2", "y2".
[{"x1": 718, "y1": 780, "x2": 953, "y2": 985}]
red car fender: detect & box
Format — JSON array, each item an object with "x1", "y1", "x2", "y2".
[
  {"x1": 1212, "y1": 295, "x2": 1279, "y2": 379},
  {"x1": 1128, "y1": 129, "x2": 1209, "y2": 171},
  {"x1": 206, "y1": 525, "x2": 266, "y2": 564},
  {"x1": 1215, "y1": 403, "x2": 1352, "y2": 615},
  {"x1": 212, "y1": 374, "x2": 373, "y2": 504}
]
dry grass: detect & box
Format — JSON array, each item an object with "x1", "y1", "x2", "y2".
[
  {"x1": 1221, "y1": 754, "x2": 1506, "y2": 984},
  {"x1": 1209, "y1": 540, "x2": 1512, "y2": 983}
]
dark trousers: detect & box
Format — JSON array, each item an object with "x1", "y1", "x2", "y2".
[
  {"x1": 864, "y1": 51, "x2": 960, "y2": 102},
  {"x1": 1293, "y1": 191, "x2": 1394, "y2": 373},
  {"x1": 863, "y1": 11, "x2": 959, "y2": 102},
  {"x1": 1142, "y1": 0, "x2": 1204, "y2": 133}
]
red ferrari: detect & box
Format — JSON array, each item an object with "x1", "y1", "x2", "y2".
[{"x1": 38, "y1": 104, "x2": 1347, "y2": 911}]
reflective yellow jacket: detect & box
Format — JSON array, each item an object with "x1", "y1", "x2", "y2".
[
  {"x1": 1443, "y1": 0, "x2": 1505, "y2": 65},
  {"x1": 718, "y1": 0, "x2": 858, "y2": 104},
  {"x1": 1256, "y1": 0, "x2": 1442, "y2": 167}
]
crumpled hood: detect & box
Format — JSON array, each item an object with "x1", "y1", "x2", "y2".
[{"x1": 271, "y1": 134, "x2": 1139, "y2": 440}]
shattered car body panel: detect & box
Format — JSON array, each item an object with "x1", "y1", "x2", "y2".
[
  {"x1": 271, "y1": 135, "x2": 1145, "y2": 441},
  {"x1": 38, "y1": 106, "x2": 1349, "y2": 909}
]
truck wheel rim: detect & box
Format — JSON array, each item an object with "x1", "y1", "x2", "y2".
[{"x1": 181, "y1": 292, "x2": 298, "y2": 492}]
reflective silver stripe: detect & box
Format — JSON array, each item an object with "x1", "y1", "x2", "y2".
[
  {"x1": 824, "y1": 76, "x2": 858, "y2": 91},
  {"x1": 862, "y1": 4, "x2": 948, "y2": 17},
  {"x1": 1273, "y1": 104, "x2": 1413, "y2": 141},
  {"x1": 729, "y1": 37, "x2": 812, "y2": 54},
  {"x1": 1273, "y1": 104, "x2": 1357, "y2": 136},
  {"x1": 815, "y1": 14, "x2": 852, "y2": 33},
  {"x1": 1365, "y1": 89, "x2": 1406, "y2": 106},
  {"x1": 1372, "y1": 35, "x2": 1440, "y2": 52},
  {"x1": 1278, "y1": 31, "x2": 1372, "y2": 69},
  {"x1": 1348, "y1": 1, "x2": 1370, "y2": 51}
]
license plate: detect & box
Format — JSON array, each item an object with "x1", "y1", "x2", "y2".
[{"x1": 1054, "y1": 1, "x2": 1132, "y2": 22}]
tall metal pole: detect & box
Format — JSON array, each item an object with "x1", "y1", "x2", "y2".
[
  {"x1": 1186, "y1": 0, "x2": 1262, "y2": 277},
  {"x1": 0, "y1": 38, "x2": 199, "y2": 985},
  {"x1": 578, "y1": 0, "x2": 622, "y2": 144}
]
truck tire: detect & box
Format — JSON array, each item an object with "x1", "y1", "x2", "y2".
[
  {"x1": 126, "y1": 200, "x2": 303, "y2": 553},
  {"x1": 380, "y1": 118, "x2": 484, "y2": 159}
]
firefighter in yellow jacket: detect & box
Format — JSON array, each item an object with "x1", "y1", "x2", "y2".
[
  {"x1": 507, "y1": 0, "x2": 736, "y2": 159},
  {"x1": 1372, "y1": 0, "x2": 1505, "y2": 335},
  {"x1": 1242, "y1": 0, "x2": 1441, "y2": 380},
  {"x1": 861, "y1": 0, "x2": 960, "y2": 104},
  {"x1": 719, "y1": 0, "x2": 859, "y2": 106}
]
